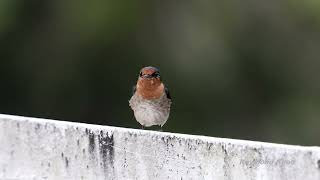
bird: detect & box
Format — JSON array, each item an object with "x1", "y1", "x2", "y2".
[{"x1": 129, "y1": 66, "x2": 172, "y2": 130}]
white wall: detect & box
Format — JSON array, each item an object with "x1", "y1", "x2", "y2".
[{"x1": 0, "y1": 114, "x2": 319, "y2": 180}]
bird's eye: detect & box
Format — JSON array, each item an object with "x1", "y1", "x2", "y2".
[
  {"x1": 139, "y1": 71, "x2": 143, "y2": 77},
  {"x1": 152, "y1": 72, "x2": 160, "y2": 78}
]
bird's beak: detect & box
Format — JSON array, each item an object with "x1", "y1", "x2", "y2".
[{"x1": 141, "y1": 74, "x2": 152, "y2": 79}]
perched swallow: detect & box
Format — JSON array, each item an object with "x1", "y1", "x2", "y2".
[{"x1": 129, "y1": 66, "x2": 172, "y2": 129}]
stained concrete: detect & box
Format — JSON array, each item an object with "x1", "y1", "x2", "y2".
[{"x1": 0, "y1": 114, "x2": 319, "y2": 180}]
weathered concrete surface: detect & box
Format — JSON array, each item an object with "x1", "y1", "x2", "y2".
[{"x1": 0, "y1": 114, "x2": 319, "y2": 180}]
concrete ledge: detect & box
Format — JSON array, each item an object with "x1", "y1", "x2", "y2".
[{"x1": 0, "y1": 114, "x2": 319, "y2": 180}]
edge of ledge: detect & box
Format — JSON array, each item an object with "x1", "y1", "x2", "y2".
[{"x1": 0, "y1": 113, "x2": 319, "y2": 152}]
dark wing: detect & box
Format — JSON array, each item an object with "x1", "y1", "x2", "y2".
[
  {"x1": 165, "y1": 86, "x2": 172, "y2": 100},
  {"x1": 132, "y1": 85, "x2": 137, "y2": 96}
]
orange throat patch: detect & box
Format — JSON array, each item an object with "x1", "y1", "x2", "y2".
[{"x1": 136, "y1": 78, "x2": 164, "y2": 100}]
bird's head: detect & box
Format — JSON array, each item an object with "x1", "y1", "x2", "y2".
[
  {"x1": 139, "y1": 66, "x2": 161, "y2": 80},
  {"x1": 136, "y1": 66, "x2": 164, "y2": 99}
]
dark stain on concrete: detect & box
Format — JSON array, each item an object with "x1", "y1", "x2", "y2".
[
  {"x1": 88, "y1": 130, "x2": 95, "y2": 154},
  {"x1": 161, "y1": 137, "x2": 165, "y2": 142},
  {"x1": 253, "y1": 147, "x2": 262, "y2": 155},
  {"x1": 98, "y1": 130, "x2": 115, "y2": 173},
  {"x1": 222, "y1": 145, "x2": 228, "y2": 155},
  {"x1": 221, "y1": 144, "x2": 231, "y2": 180},
  {"x1": 164, "y1": 136, "x2": 175, "y2": 148},
  {"x1": 206, "y1": 142, "x2": 213, "y2": 150},
  {"x1": 65, "y1": 157, "x2": 69, "y2": 168},
  {"x1": 35, "y1": 123, "x2": 40, "y2": 131}
]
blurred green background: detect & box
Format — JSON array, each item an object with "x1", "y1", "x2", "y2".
[{"x1": 1, "y1": 0, "x2": 319, "y2": 146}]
